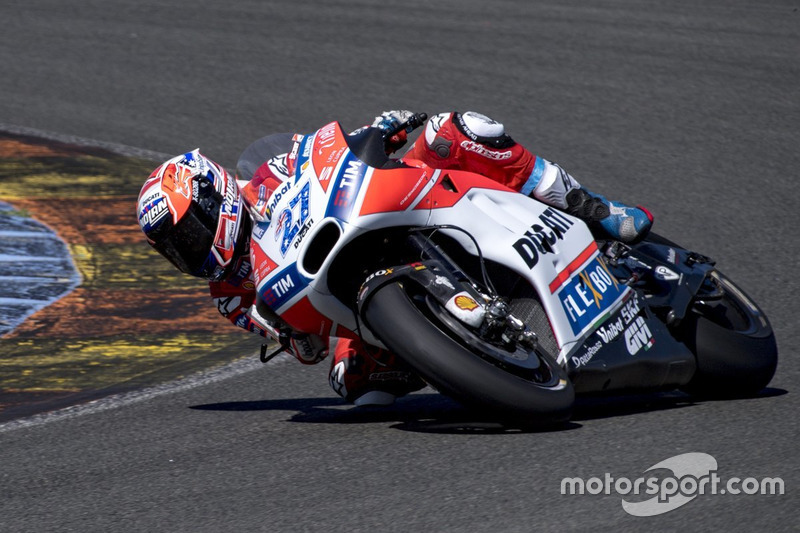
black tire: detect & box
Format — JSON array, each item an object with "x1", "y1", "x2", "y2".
[
  {"x1": 680, "y1": 271, "x2": 778, "y2": 397},
  {"x1": 362, "y1": 281, "x2": 574, "y2": 423}
]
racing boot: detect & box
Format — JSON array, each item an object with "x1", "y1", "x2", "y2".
[
  {"x1": 328, "y1": 339, "x2": 425, "y2": 406},
  {"x1": 565, "y1": 187, "x2": 653, "y2": 244},
  {"x1": 525, "y1": 157, "x2": 653, "y2": 244}
]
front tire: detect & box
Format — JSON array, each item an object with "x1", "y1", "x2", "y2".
[{"x1": 362, "y1": 281, "x2": 574, "y2": 423}]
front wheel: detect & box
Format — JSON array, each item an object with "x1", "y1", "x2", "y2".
[
  {"x1": 361, "y1": 281, "x2": 574, "y2": 423},
  {"x1": 679, "y1": 271, "x2": 778, "y2": 397}
]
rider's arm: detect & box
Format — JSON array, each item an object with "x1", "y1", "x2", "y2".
[{"x1": 209, "y1": 276, "x2": 276, "y2": 339}]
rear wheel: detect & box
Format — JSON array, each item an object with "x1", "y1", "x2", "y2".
[
  {"x1": 680, "y1": 271, "x2": 777, "y2": 397},
  {"x1": 362, "y1": 281, "x2": 574, "y2": 423}
]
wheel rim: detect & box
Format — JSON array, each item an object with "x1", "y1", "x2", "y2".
[
  {"x1": 693, "y1": 272, "x2": 765, "y2": 334},
  {"x1": 418, "y1": 293, "x2": 563, "y2": 387}
]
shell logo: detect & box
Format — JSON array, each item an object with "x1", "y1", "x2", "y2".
[{"x1": 455, "y1": 295, "x2": 479, "y2": 311}]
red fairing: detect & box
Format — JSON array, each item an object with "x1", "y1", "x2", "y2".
[
  {"x1": 417, "y1": 169, "x2": 513, "y2": 211},
  {"x1": 358, "y1": 166, "x2": 436, "y2": 216},
  {"x1": 279, "y1": 297, "x2": 334, "y2": 346},
  {"x1": 404, "y1": 112, "x2": 539, "y2": 192}
]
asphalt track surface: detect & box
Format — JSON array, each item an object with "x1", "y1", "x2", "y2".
[{"x1": 0, "y1": 1, "x2": 798, "y2": 531}]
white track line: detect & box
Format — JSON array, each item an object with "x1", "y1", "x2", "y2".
[
  {"x1": 0, "y1": 123, "x2": 172, "y2": 162},
  {"x1": 0, "y1": 350, "x2": 289, "y2": 434}
]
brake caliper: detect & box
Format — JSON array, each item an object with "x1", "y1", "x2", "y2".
[{"x1": 479, "y1": 298, "x2": 538, "y2": 351}]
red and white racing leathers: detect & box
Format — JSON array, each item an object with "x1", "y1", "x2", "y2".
[{"x1": 208, "y1": 111, "x2": 606, "y2": 405}]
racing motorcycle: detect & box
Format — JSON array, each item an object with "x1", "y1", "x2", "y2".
[{"x1": 244, "y1": 113, "x2": 777, "y2": 423}]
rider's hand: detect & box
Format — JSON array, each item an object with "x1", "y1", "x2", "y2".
[{"x1": 372, "y1": 110, "x2": 414, "y2": 153}]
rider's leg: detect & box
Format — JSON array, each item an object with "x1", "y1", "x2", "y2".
[
  {"x1": 328, "y1": 338, "x2": 425, "y2": 406},
  {"x1": 404, "y1": 111, "x2": 652, "y2": 243}
]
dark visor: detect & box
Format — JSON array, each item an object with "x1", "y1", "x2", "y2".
[{"x1": 151, "y1": 178, "x2": 224, "y2": 278}]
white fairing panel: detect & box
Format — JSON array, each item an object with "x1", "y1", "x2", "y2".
[{"x1": 428, "y1": 188, "x2": 630, "y2": 360}]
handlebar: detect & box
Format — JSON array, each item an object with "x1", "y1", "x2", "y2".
[{"x1": 381, "y1": 112, "x2": 428, "y2": 140}]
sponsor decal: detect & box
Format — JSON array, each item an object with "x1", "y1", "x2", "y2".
[
  {"x1": 267, "y1": 154, "x2": 290, "y2": 178},
  {"x1": 292, "y1": 217, "x2": 315, "y2": 250},
  {"x1": 435, "y1": 275, "x2": 455, "y2": 290},
  {"x1": 513, "y1": 208, "x2": 575, "y2": 268},
  {"x1": 291, "y1": 334, "x2": 325, "y2": 363},
  {"x1": 456, "y1": 113, "x2": 480, "y2": 141},
  {"x1": 571, "y1": 340, "x2": 602, "y2": 368},
  {"x1": 274, "y1": 181, "x2": 311, "y2": 257},
  {"x1": 326, "y1": 147, "x2": 346, "y2": 165},
  {"x1": 213, "y1": 172, "x2": 241, "y2": 255},
  {"x1": 326, "y1": 153, "x2": 368, "y2": 220},
  {"x1": 446, "y1": 291, "x2": 486, "y2": 327},
  {"x1": 266, "y1": 180, "x2": 293, "y2": 218},
  {"x1": 215, "y1": 295, "x2": 242, "y2": 317},
  {"x1": 295, "y1": 136, "x2": 314, "y2": 177},
  {"x1": 426, "y1": 113, "x2": 448, "y2": 145},
  {"x1": 316, "y1": 123, "x2": 338, "y2": 153},
  {"x1": 363, "y1": 268, "x2": 394, "y2": 285},
  {"x1": 459, "y1": 140, "x2": 512, "y2": 160},
  {"x1": 455, "y1": 295, "x2": 479, "y2": 311},
  {"x1": 229, "y1": 258, "x2": 252, "y2": 284},
  {"x1": 258, "y1": 264, "x2": 308, "y2": 311},
  {"x1": 431, "y1": 113, "x2": 446, "y2": 133},
  {"x1": 667, "y1": 248, "x2": 678, "y2": 264},
  {"x1": 263, "y1": 273, "x2": 295, "y2": 305},
  {"x1": 620, "y1": 293, "x2": 642, "y2": 324},
  {"x1": 654, "y1": 265, "x2": 680, "y2": 281},
  {"x1": 335, "y1": 160, "x2": 364, "y2": 208},
  {"x1": 625, "y1": 316, "x2": 655, "y2": 355},
  {"x1": 369, "y1": 371, "x2": 412, "y2": 382},
  {"x1": 399, "y1": 171, "x2": 429, "y2": 207},
  {"x1": 597, "y1": 317, "x2": 625, "y2": 344},
  {"x1": 594, "y1": 291, "x2": 644, "y2": 343},
  {"x1": 250, "y1": 240, "x2": 277, "y2": 286},
  {"x1": 289, "y1": 138, "x2": 301, "y2": 161},
  {"x1": 318, "y1": 166, "x2": 334, "y2": 183},
  {"x1": 139, "y1": 196, "x2": 169, "y2": 230},
  {"x1": 558, "y1": 256, "x2": 625, "y2": 335}
]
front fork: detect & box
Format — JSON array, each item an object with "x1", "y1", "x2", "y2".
[{"x1": 405, "y1": 233, "x2": 538, "y2": 351}]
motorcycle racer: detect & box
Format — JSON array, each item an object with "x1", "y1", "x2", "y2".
[{"x1": 136, "y1": 110, "x2": 652, "y2": 407}]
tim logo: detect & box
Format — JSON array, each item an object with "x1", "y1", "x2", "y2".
[{"x1": 262, "y1": 273, "x2": 295, "y2": 306}]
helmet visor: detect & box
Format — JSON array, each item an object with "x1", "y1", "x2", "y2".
[{"x1": 151, "y1": 177, "x2": 225, "y2": 279}]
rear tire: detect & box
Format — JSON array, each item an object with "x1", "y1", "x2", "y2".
[
  {"x1": 362, "y1": 281, "x2": 574, "y2": 424},
  {"x1": 680, "y1": 271, "x2": 777, "y2": 397}
]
